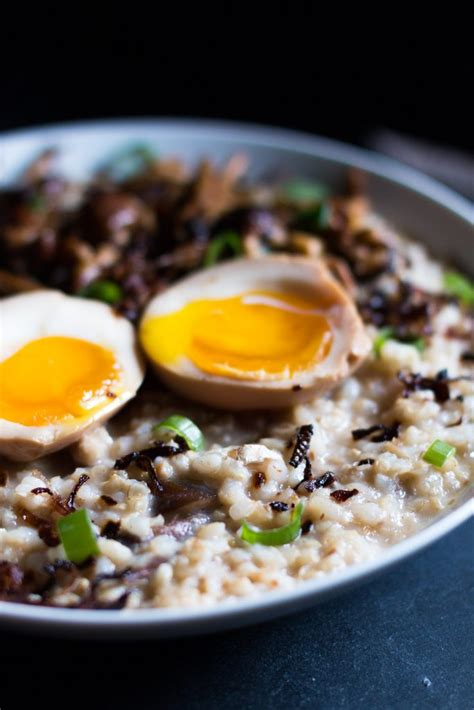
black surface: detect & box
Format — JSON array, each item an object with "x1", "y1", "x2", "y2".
[
  {"x1": 0, "y1": 8, "x2": 471, "y2": 153},
  {"x1": 1, "y1": 520, "x2": 472, "y2": 709}
]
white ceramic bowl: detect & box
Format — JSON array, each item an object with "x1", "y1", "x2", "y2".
[{"x1": 0, "y1": 119, "x2": 472, "y2": 639}]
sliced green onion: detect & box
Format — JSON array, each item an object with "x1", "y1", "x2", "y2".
[
  {"x1": 373, "y1": 327, "x2": 425, "y2": 356},
  {"x1": 101, "y1": 144, "x2": 155, "y2": 180},
  {"x1": 203, "y1": 231, "x2": 243, "y2": 267},
  {"x1": 79, "y1": 280, "x2": 123, "y2": 305},
  {"x1": 57, "y1": 509, "x2": 100, "y2": 564},
  {"x1": 153, "y1": 414, "x2": 205, "y2": 451},
  {"x1": 279, "y1": 178, "x2": 328, "y2": 206},
  {"x1": 373, "y1": 327, "x2": 395, "y2": 356},
  {"x1": 297, "y1": 202, "x2": 332, "y2": 232},
  {"x1": 240, "y1": 502, "x2": 304, "y2": 546},
  {"x1": 422, "y1": 439, "x2": 456, "y2": 468},
  {"x1": 27, "y1": 193, "x2": 45, "y2": 211},
  {"x1": 402, "y1": 336, "x2": 425, "y2": 353},
  {"x1": 443, "y1": 271, "x2": 474, "y2": 307}
]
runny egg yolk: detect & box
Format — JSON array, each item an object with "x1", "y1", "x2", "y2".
[
  {"x1": 140, "y1": 290, "x2": 333, "y2": 381},
  {"x1": 0, "y1": 336, "x2": 122, "y2": 426}
]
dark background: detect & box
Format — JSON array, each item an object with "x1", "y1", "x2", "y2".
[
  {"x1": 0, "y1": 8, "x2": 472, "y2": 153},
  {"x1": 0, "y1": 10, "x2": 472, "y2": 710}
]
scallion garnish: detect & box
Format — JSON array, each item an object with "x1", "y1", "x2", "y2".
[
  {"x1": 422, "y1": 439, "x2": 456, "y2": 468},
  {"x1": 443, "y1": 271, "x2": 474, "y2": 307},
  {"x1": 297, "y1": 202, "x2": 332, "y2": 233},
  {"x1": 402, "y1": 336, "x2": 425, "y2": 353},
  {"x1": 240, "y1": 502, "x2": 304, "y2": 546},
  {"x1": 373, "y1": 327, "x2": 395, "y2": 356},
  {"x1": 153, "y1": 414, "x2": 205, "y2": 452},
  {"x1": 80, "y1": 280, "x2": 123, "y2": 305},
  {"x1": 373, "y1": 327, "x2": 425, "y2": 356},
  {"x1": 203, "y1": 231, "x2": 243, "y2": 267},
  {"x1": 27, "y1": 193, "x2": 45, "y2": 211},
  {"x1": 279, "y1": 178, "x2": 328, "y2": 206},
  {"x1": 101, "y1": 144, "x2": 155, "y2": 180},
  {"x1": 57, "y1": 509, "x2": 100, "y2": 564}
]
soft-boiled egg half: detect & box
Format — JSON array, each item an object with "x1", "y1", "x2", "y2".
[
  {"x1": 0, "y1": 291, "x2": 144, "y2": 461},
  {"x1": 140, "y1": 256, "x2": 371, "y2": 409}
]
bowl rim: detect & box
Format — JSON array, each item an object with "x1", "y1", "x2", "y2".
[
  {"x1": 0, "y1": 118, "x2": 472, "y2": 635},
  {"x1": 0, "y1": 117, "x2": 471, "y2": 217}
]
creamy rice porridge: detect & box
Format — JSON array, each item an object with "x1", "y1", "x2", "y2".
[{"x1": 0, "y1": 148, "x2": 472, "y2": 609}]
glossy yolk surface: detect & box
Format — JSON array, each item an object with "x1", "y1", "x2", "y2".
[
  {"x1": 0, "y1": 336, "x2": 122, "y2": 426},
  {"x1": 140, "y1": 290, "x2": 333, "y2": 381}
]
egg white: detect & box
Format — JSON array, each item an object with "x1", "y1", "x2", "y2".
[
  {"x1": 140, "y1": 256, "x2": 371, "y2": 410},
  {"x1": 0, "y1": 290, "x2": 145, "y2": 461}
]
